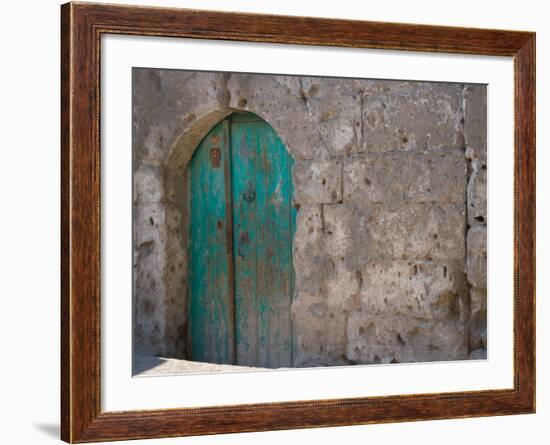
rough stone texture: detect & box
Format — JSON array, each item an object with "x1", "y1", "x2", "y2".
[
  {"x1": 469, "y1": 288, "x2": 487, "y2": 350},
  {"x1": 227, "y1": 75, "x2": 365, "y2": 158},
  {"x1": 369, "y1": 204, "x2": 466, "y2": 260},
  {"x1": 358, "y1": 261, "x2": 468, "y2": 320},
  {"x1": 344, "y1": 260, "x2": 469, "y2": 364},
  {"x1": 323, "y1": 204, "x2": 372, "y2": 271},
  {"x1": 464, "y1": 84, "x2": 488, "y2": 357},
  {"x1": 292, "y1": 291, "x2": 352, "y2": 367},
  {"x1": 347, "y1": 313, "x2": 468, "y2": 364},
  {"x1": 293, "y1": 205, "x2": 334, "y2": 295},
  {"x1": 344, "y1": 152, "x2": 467, "y2": 204},
  {"x1": 133, "y1": 69, "x2": 230, "y2": 167},
  {"x1": 133, "y1": 164, "x2": 163, "y2": 204},
  {"x1": 363, "y1": 81, "x2": 464, "y2": 152},
  {"x1": 132, "y1": 200, "x2": 187, "y2": 358},
  {"x1": 464, "y1": 84, "x2": 487, "y2": 161},
  {"x1": 466, "y1": 226, "x2": 487, "y2": 289},
  {"x1": 293, "y1": 160, "x2": 343, "y2": 204},
  {"x1": 132, "y1": 69, "x2": 487, "y2": 368},
  {"x1": 133, "y1": 204, "x2": 171, "y2": 355},
  {"x1": 468, "y1": 348, "x2": 488, "y2": 360},
  {"x1": 467, "y1": 164, "x2": 487, "y2": 225}
]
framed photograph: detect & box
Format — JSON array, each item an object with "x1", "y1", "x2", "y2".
[{"x1": 61, "y1": 2, "x2": 535, "y2": 442}]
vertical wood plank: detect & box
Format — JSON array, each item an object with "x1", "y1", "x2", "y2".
[
  {"x1": 231, "y1": 113, "x2": 295, "y2": 368},
  {"x1": 255, "y1": 132, "x2": 270, "y2": 366},
  {"x1": 189, "y1": 120, "x2": 234, "y2": 364},
  {"x1": 231, "y1": 115, "x2": 259, "y2": 367},
  {"x1": 222, "y1": 120, "x2": 237, "y2": 364}
]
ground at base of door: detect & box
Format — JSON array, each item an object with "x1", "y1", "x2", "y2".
[{"x1": 133, "y1": 354, "x2": 267, "y2": 376}]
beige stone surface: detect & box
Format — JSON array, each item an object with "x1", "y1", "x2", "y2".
[
  {"x1": 132, "y1": 69, "x2": 487, "y2": 371},
  {"x1": 469, "y1": 288, "x2": 487, "y2": 350},
  {"x1": 363, "y1": 81, "x2": 464, "y2": 152},
  {"x1": 344, "y1": 152, "x2": 467, "y2": 204},
  {"x1": 293, "y1": 205, "x2": 335, "y2": 295},
  {"x1": 368, "y1": 203, "x2": 466, "y2": 260},
  {"x1": 467, "y1": 225, "x2": 487, "y2": 289},
  {"x1": 467, "y1": 163, "x2": 487, "y2": 225},
  {"x1": 293, "y1": 160, "x2": 343, "y2": 204},
  {"x1": 358, "y1": 261, "x2": 468, "y2": 320},
  {"x1": 464, "y1": 84, "x2": 487, "y2": 159},
  {"x1": 346, "y1": 312, "x2": 468, "y2": 364}
]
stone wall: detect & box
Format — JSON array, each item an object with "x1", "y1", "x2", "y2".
[
  {"x1": 132, "y1": 68, "x2": 487, "y2": 364},
  {"x1": 464, "y1": 85, "x2": 488, "y2": 358}
]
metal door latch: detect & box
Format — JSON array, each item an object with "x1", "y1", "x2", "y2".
[
  {"x1": 209, "y1": 147, "x2": 221, "y2": 168},
  {"x1": 242, "y1": 183, "x2": 255, "y2": 203}
]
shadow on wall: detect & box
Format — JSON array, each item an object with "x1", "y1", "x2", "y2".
[{"x1": 132, "y1": 354, "x2": 168, "y2": 375}]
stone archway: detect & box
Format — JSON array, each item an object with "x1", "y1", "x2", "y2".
[
  {"x1": 131, "y1": 69, "x2": 315, "y2": 360},
  {"x1": 132, "y1": 69, "x2": 327, "y2": 361},
  {"x1": 156, "y1": 107, "x2": 300, "y2": 361},
  {"x1": 187, "y1": 112, "x2": 296, "y2": 368}
]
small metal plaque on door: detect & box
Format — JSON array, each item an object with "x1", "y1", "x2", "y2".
[{"x1": 210, "y1": 147, "x2": 221, "y2": 168}]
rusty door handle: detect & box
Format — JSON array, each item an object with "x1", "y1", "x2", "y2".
[{"x1": 242, "y1": 183, "x2": 255, "y2": 203}]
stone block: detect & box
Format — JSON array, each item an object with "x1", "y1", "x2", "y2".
[
  {"x1": 293, "y1": 160, "x2": 342, "y2": 204},
  {"x1": 466, "y1": 226, "x2": 487, "y2": 288},
  {"x1": 344, "y1": 152, "x2": 467, "y2": 204},
  {"x1": 464, "y1": 84, "x2": 487, "y2": 157},
  {"x1": 133, "y1": 69, "x2": 226, "y2": 165},
  {"x1": 323, "y1": 263, "x2": 363, "y2": 310},
  {"x1": 368, "y1": 203, "x2": 466, "y2": 260},
  {"x1": 346, "y1": 310, "x2": 468, "y2": 364},
  {"x1": 134, "y1": 247, "x2": 165, "y2": 350},
  {"x1": 133, "y1": 213, "x2": 166, "y2": 356},
  {"x1": 469, "y1": 348, "x2": 487, "y2": 360},
  {"x1": 133, "y1": 203, "x2": 168, "y2": 248},
  {"x1": 358, "y1": 260, "x2": 468, "y2": 321},
  {"x1": 293, "y1": 205, "x2": 335, "y2": 294},
  {"x1": 321, "y1": 307, "x2": 351, "y2": 364},
  {"x1": 469, "y1": 288, "x2": 487, "y2": 350},
  {"x1": 292, "y1": 291, "x2": 351, "y2": 366},
  {"x1": 363, "y1": 81, "x2": 464, "y2": 152},
  {"x1": 298, "y1": 77, "x2": 365, "y2": 156},
  {"x1": 467, "y1": 163, "x2": 487, "y2": 225},
  {"x1": 133, "y1": 202, "x2": 189, "y2": 357},
  {"x1": 163, "y1": 204, "x2": 187, "y2": 357},
  {"x1": 322, "y1": 203, "x2": 372, "y2": 271},
  {"x1": 291, "y1": 291, "x2": 329, "y2": 367},
  {"x1": 133, "y1": 164, "x2": 164, "y2": 204},
  {"x1": 227, "y1": 74, "x2": 324, "y2": 160},
  {"x1": 228, "y1": 74, "x2": 365, "y2": 158}
]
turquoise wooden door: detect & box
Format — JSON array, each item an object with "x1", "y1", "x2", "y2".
[{"x1": 189, "y1": 113, "x2": 296, "y2": 368}]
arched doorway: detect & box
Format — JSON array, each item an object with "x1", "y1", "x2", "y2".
[{"x1": 188, "y1": 112, "x2": 296, "y2": 368}]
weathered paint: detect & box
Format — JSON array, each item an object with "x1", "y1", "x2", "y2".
[
  {"x1": 231, "y1": 113, "x2": 295, "y2": 368},
  {"x1": 189, "y1": 113, "x2": 295, "y2": 367},
  {"x1": 189, "y1": 119, "x2": 234, "y2": 364}
]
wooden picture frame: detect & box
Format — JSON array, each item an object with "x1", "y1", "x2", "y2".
[{"x1": 61, "y1": 2, "x2": 535, "y2": 442}]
